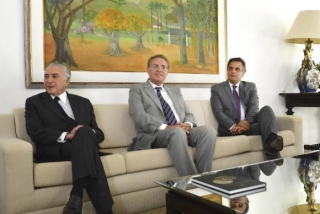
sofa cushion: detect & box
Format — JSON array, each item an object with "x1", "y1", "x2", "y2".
[
  {"x1": 94, "y1": 104, "x2": 136, "y2": 149},
  {"x1": 123, "y1": 148, "x2": 194, "y2": 173},
  {"x1": 12, "y1": 108, "x2": 35, "y2": 153},
  {"x1": 185, "y1": 100, "x2": 219, "y2": 128},
  {"x1": 213, "y1": 135, "x2": 251, "y2": 159},
  {"x1": 249, "y1": 130, "x2": 296, "y2": 152},
  {"x1": 34, "y1": 154, "x2": 126, "y2": 188},
  {"x1": 0, "y1": 114, "x2": 16, "y2": 139}
]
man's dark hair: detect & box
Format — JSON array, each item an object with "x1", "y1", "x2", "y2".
[
  {"x1": 243, "y1": 196, "x2": 249, "y2": 214},
  {"x1": 227, "y1": 57, "x2": 246, "y2": 72},
  {"x1": 147, "y1": 54, "x2": 170, "y2": 70},
  {"x1": 234, "y1": 196, "x2": 249, "y2": 214}
]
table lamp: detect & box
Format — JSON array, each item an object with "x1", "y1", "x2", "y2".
[{"x1": 285, "y1": 10, "x2": 320, "y2": 92}]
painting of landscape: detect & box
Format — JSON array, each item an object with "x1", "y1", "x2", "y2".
[{"x1": 43, "y1": 0, "x2": 220, "y2": 75}]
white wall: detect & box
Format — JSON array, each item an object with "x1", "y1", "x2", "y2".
[
  {"x1": 227, "y1": 0, "x2": 320, "y2": 146},
  {"x1": 1, "y1": 1, "x2": 320, "y2": 142}
]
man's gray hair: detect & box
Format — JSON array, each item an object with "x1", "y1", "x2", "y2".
[{"x1": 45, "y1": 62, "x2": 71, "y2": 80}]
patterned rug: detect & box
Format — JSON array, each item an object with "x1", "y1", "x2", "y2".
[{"x1": 136, "y1": 207, "x2": 166, "y2": 214}]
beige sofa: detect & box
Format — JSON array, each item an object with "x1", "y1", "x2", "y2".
[{"x1": 0, "y1": 100, "x2": 303, "y2": 214}]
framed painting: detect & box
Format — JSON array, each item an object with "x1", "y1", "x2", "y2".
[{"x1": 24, "y1": 0, "x2": 227, "y2": 88}]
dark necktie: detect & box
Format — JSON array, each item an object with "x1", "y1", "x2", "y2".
[
  {"x1": 54, "y1": 97, "x2": 77, "y2": 132},
  {"x1": 232, "y1": 85, "x2": 241, "y2": 121},
  {"x1": 155, "y1": 87, "x2": 177, "y2": 125}
]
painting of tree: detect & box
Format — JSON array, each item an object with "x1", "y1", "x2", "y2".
[
  {"x1": 44, "y1": 0, "x2": 95, "y2": 67},
  {"x1": 43, "y1": 0, "x2": 221, "y2": 74},
  {"x1": 94, "y1": 8, "x2": 128, "y2": 56}
]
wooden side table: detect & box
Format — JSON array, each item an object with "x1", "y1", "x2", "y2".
[{"x1": 279, "y1": 93, "x2": 320, "y2": 115}]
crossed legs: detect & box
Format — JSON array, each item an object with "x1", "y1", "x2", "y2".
[{"x1": 60, "y1": 127, "x2": 113, "y2": 214}]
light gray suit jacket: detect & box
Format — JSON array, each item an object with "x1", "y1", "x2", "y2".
[
  {"x1": 128, "y1": 80, "x2": 196, "y2": 150},
  {"x1": 210, "y1": 80, "x2": 259, "y2": 136}
]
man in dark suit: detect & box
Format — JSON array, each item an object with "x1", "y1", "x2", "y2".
[
  {"x1": 210, "y1": 57, "x2": 283, "y2": 162},
  {"x1": 128, "y1": 54, "x2": 217, "y2": 176},
  {"x1": 25, "y1": 62, "x2": 113, "y2": 214}
]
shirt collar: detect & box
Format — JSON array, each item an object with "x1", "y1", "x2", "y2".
[
  {"x1": 149, "y1": 80, "x2": 163, "y2": 89},
  {"x1": 50, "y1": 91, "x2": 67, "y2": 104},
  {"x1": 228, "y1": 81, "x2": 240, "y2": 87}
]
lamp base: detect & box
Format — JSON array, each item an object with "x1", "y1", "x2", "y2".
[
  {"x1": 296, "y1": 39, "x2": 320, "y2": 92},
  {"x1": 288, "y1": 204, "x2": 320, "y2": 214},
  {"x1": 296, "y1": 68, "x2": 319, "y2": 92}
]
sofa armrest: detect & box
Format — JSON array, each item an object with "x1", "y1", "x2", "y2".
[
  {"x1": 276, "y1": 115, "x2": 303, "y2": 155},
  {"x1": 0, "y1": 138, "x2": 35, "y2": 214}
]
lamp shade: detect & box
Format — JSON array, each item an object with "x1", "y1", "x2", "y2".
[{"x1": 285, "y1": 10, "x2": 320, "y2": 44}]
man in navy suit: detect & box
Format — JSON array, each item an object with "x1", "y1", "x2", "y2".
[
  {"x1": 25, "y1": 62, "x2": 113, "y2": 214},
  {"x1": 210, "y1": 57, "x2": 283, "y2": 162},
  {"x1": 128, "y1": 54, "x2": 217, "y2": 176}
]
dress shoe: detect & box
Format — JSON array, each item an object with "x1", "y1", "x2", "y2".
[
  {"x1": 266, "y1": 136, "x2": 283, "y2": 152},
  {"x1": 62, "y1": 195, "x2": 82, "y2": 214},
  {"x1": 274, "y1": 159, "x2": 284, "y2": 166},
  {"x1": 265, "y1": 149, "x2": 280, "y2": 158}
]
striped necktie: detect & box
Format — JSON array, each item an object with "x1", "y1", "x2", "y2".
[{"x1": 155, "y1": 87, "x2": 177, "y2": 125}]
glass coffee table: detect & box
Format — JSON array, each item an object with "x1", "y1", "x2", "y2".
[{"x1": 156, "y1": 151, "x2": 320, "y2": 214}]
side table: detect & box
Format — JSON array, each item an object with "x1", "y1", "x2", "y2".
[{"x1": 279, "y1": 93, "x2": 320, "y2": 115}]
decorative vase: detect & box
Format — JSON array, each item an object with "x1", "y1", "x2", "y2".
[
  {"x1": 298, "y1": 159, "x2": 320, "y2": 212},
  {"x1": 296, "y1": 67, "x2": 320, "y2": 92}
]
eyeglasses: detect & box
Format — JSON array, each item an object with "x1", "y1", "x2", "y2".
[{"x1": 150, "y1": 64, "x2": 168, "y2": 71}]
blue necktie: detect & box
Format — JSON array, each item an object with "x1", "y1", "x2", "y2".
[
  {"x1": 155, "y1": 87, "x2": 177, "y2": 125},
  {"x1": 232, "y1": 85, "x2": 241, "y2": 121}
]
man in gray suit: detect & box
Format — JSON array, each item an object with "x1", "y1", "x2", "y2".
[
  {"x1": 128, "y1": 54, "x2": 217, "y2": 176},
  {"x1": 210, "y1": 57, "x2": 283, "y2": 162}
]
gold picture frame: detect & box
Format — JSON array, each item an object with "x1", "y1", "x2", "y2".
[{"x1": 24, "y1": 0, "x2": 227, "y2": 88}]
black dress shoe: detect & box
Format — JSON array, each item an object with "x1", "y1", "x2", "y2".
[
  {"x1": 266, "y1": 136, "x2": 283, "y2": 152},
  {"x1": 274, "y1": 159, "x2": 284, "y2": 166},
  {"x1": 62, "y1": 195, "x2": 82, "y2": 214},
  {"x1": 265, "y1": 150, "x2": 281, "y2": 161}
]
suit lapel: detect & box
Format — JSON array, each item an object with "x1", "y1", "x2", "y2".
[
  {"x1": 42, "y1": 92, "x2": 65, "y2": 120},
  {"x1": 223, "y1": 81, "x2": 237, "y2": 110},
  {"x1": 239, "y1": 81, "x2": 245, "y2": 105},
  {"x1": 67, "y1": 93, "x2": 79, "y2": 121},
  {"x1": 164, "y1": 86, "x2": 183, "y2": 119},
  {"x1": 143, "y1": 80, "x2": 163, "y2": 112}
]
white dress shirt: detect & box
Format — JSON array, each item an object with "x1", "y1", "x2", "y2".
[
  {"x1": 50, "y1": 92, "x2": 74, "y2": 143},
  {"x1": 149, "y1": 81, "x2": 193, "y2": 130}
]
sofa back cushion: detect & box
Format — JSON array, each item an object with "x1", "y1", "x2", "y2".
[
  {"x1": 0, "y1": 114, "x2": 17, "y2": 139},
  {"x1": 12, "y1": 100, "x2": 218, "y2": 150},
  {"x1": 12, "y1": 108, "x2": 32, "y2": 142},
  {"x1": 185, "y1": 100, "x2": 218, "y2": 129},
  {"x1": 94, "y1": 104, "x2": 136, "y2": 149},
  {"x1": 12, "y1": 108, "x2": 36, "y2": 152}
]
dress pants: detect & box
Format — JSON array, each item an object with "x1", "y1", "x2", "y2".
[
  {"x1": 242, "y1": 105, "x2": 278, "y2": 147},
  {"x1": 60, "y1": 126, "x2": 113, "y2": 214},
  {"x1": 152, "y1": 126, "x2": 216, "y2": 176}
]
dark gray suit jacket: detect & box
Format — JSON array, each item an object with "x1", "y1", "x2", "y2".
[
  {"x1": 210, "y1": 80, "x2": 259, "y2": 136},
  {"x1": 25, "y1": 92, "x2": 104, "y2": 161},
  {"x1": 128, "y1": 80, "x2": 196, "y2": 150}
]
